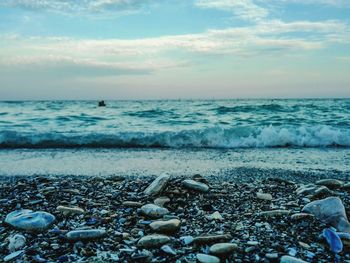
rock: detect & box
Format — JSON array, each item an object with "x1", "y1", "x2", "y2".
[
  {"x1": 161, "y1": 245, "x2": 176, "y2": 255},
  {"x1": 265, "y1": 253, "x2": 278, "y2": 259},
  {"x1": 256, "y1": 192, "x2": 272, "y2": 201},
  {"x1": 316, "y1": 179, "x2": 343, "y2": 189},
  {"x1": 66, "y1": 229, "x2": 106, "y2": 241},
  {"x1": 196, "y1": 253, "x2": 220, "y2": 263},
  {"x1": 180, "y1": 235, "x2": 194, "y2": 245},
  {"x1": 312, "y1": 186, "x2": 333, "y2": 198},
  {"x1": 56, "y1": 205, "x2": 85, "y2": 215},
  {"x1": 182, "y1": 179, "x2": 209, "y2": 192},
  {"x1": 302, "y1": 197, "x2": 350, "y2": 232},
  {"x1": 5, "y1": 210, "x2": 55, "y2": 232},
  {"x1": 4, "y1": 250, "x2": 24, "y2": 262},
  {"x1": 137, "y1": 234, "x2": 171, "y2": 248},
  {"x1": 342, "y1": 182, "x2": 350, "y2": 191},
  {"x1": 209, "y1": 243, "x2": 237, "y2": 255},
  {"x1": 257, "y1": 210, "x2": 290, "y2": 217},
  {"x1": 149, "y1": 219, "x2": 180, "y2": 233},
  {"x1": 296, "y1": 184, "x2": 317, "y2": 195},
  {"x1": 8, "y1": 234, "x2": 26, "y2": 252},
  {"x1": 144, "y1": 173, "x2": 171, "y2": 196},
  {"x1": 141, "y1": 204, "x2": 169, "y2": 219},
  {"x1": 194, "y1": 234, "x2": 232, "y2": 245},
  {"x1": 290, "y1": 213, "x2": 315, "y2": 221},
  {"x1": 247, "y1": 241, "x2": 259, "y2": 246},
  {"x1": 323, "y1": 228, "x2": 343, "y2": 253},
  {"x1": 154, "y1": 197, "x2": 170, "y2": 207},
  {"x1": 206, "y1": 211, "x2": 223, "y2": 221},
  {"x1": 123, "y1": 201, "x2": 143, "y2": 207},
  {"x1": 280, "y1": 255, "x2": 307, "y2": 263}
]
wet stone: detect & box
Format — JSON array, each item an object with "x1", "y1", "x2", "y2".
[
  {"x1": 257, "y1": 192, "x2": 273, "y2": 201},
  {"x1": 149, "y1": 219, "x2": 181, "y2": 233},
  {"x1": 144, "y1": 173, "x2": 171, "y2": 196},
  {"x1": 316, "y1": 179, "x2": 343, "y2": 189},
  {"x1": 4, "y1": 250, "x2": 24, "y2": 262},
  {"x1": 140, "y1": 204, "x2": 169, "y2": 219},
  {"x1": 8, "y1": 234, "x2": 26, "y2": 252},
  {"x1": 209, "y1": 243, "x2": 238, "y2": 255},
  {"x1": 66, "y1": 229, "x2": 106, "y2": 241},
  {"x1": 137, "y1": 234, "x2": 171, "y2": 248},
  {"x1": 5, "y1": 210, "x2": 55, "y2": 233},
  {"x1": 182, "y1": 179, "x2": 209, "y2": 192},
  {"x1": 196, "y1": 253, "x2": 220, "y2": 263},
  {"x1": 56, "y1": 205, "x2": 85, "y2": 215}
]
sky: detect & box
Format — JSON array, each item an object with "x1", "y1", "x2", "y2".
[{"x1": 0, "y1": 0, "x2": 349, "y2": 100}]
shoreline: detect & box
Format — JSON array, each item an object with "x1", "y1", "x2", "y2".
[{"x1": 1, "y1": 174, "x2": 349, "y2": 262}]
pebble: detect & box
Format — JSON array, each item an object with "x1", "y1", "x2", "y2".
[
  {"x1": 161, "y1": 245, "x2": 177, "y2": 255},
  {"x1": 144, "y1": 173, "x2": 171, "y2": 196},
  {"x1": 66, "y1": 229, "x2": 106, "y2": 241},
  {"x1": 56, "y1": 205, "x2": 85, "y2": 215},
  {"x1": 316, "y1": 179, "x2": 343, "y2": 189},
  {"x1": 140, "y1": 204, "x2": 169, "y2": 219},
  {"x1": 154, "y1": 196, "x2": 170, "y2": 207},
  {"x1": 180, "y1": 235, "x2": 194, "y2": 245},
  {"x1": 247, "y1": 241, "x2": 259, "y2": 246},
  {"x1": 209, "y1": 243, "x2": 237, "y2": 255},
  {"x1": 196, "y1": 253, "x2": 220, "y2": 263},
  {"x1": 205, "y1": 211, "x2": 223, "y2": 221},
  {"x1": 280, "y1": 255, "x2": 307, "y2": 263},
  {"x1": 8, "y1": 234, "x2": 26, "y2": 252},
  {"x1": 123, "y1": 201, "x2": 143, "y2": 207},
  {"x1": 137, "y1": 234, "x2": 171, "y2": 248},
  {"x1": 290, "y1": 213, "x2": 314, "y2": 221},
  {"x1": 4, "y1": 250, "x2": 24, "y2": 262},
  {"x1": 302, "y1": 197, "x2": 350, "y2": 232},
  {"x1": 193, "y1": 234, "x2": 232, "y2": 244},
  {"x1": 257, "y1": 210, "x2": 290, "y2": 217},
  {"x1": 265, "y1": 252, "x2": 278, "y2": 259},
  {"x1": 257, "y1": 192, "x2": 273, "y2": 201},
  {"x1": 5, "y1": 209, "x2": 55, "y2": 232},
  {"x1": 149, "y1": 219, "x2": 181, "y2": 233},
  {"x1": 182, "y1": 179, "x2": 209, "y2": 192}
]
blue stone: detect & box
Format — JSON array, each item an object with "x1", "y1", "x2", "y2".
[
  {"x1": 323, "y1": 228, "x2": 343, "y2": 253},
  {"x1": 5, "y1": 209, "x2": 55, "y2": 233}
]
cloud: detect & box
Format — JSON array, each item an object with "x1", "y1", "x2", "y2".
[
  {"x1": 0, "y1": 0, "x2": 152, "y2": 15},
  {"x1": 275, "y1": 0, "x2": 350, "y2": 7},
  {"x1": 195, "y1": 0, "x2": 268, "y2": 21}
]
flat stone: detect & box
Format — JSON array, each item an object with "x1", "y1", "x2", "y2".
[
  {"x1": 154, "y1": 196, "x2": 170, "y2": 207},
  {"x1": 4, "y1": 250, "x2": 24, "y2": 262},
  {"x1": 183, "y1": 179, "x2": 209, "y2": 192},
  {"x1": 194, "y1": 234, "x2": 232, "y2": 245},
  {"x1": 209, "y1": 243, "x2": 237, "y2": 255},
  {"x1": 161, "y1": 245, "x2": 177, "y2": 255},
  {"x1": 196, "y1": 254, "x2": 220, "y2": 263},
  {"x1": 280, "y1": 255, "x2": 307, "y2": 263},
  {"x1": 316, "y1": 179, "x2": 343, "y2": 189},
  {"x1": 141, "y1": 204, "x2": 169, "y2": 219},
  {"x1": 265, "y1": 253, "x2": 278, "y2": 259},
  {"x1": 137, "y1": 234, "x2": 171, "y2": 248},
  {"x1": 290, "y1": 213, "x2": 315, "y2": 221},
  {"x1": 8, "y1": 234, "x2": 26, "y2": 252},
  {"x1": 257, "y1": 192, "x2": 272, "y2": 201},
  {"x1": 123, "y1": 201, "x2": 143, "y2": 207},
  {"x1": 144, "y1": 173, "x2": 171, "y2": 196},
  {"x1": 257, "y1": 210, "x2": 290, "y2": 217},
  {"x1": 66, "y1": 229, "x2": 106, "y2": 241},
  {"x1": 302, "y1": 197, "x2": 350, "y2": 232},
  {"x1": 149, "y1": 219, "x2": 180, "y2": 233},
  {"x1": 57, "y1": 205, "x2": 85, "y2": 215},
  {"x1": 5, "y1": 210, "x2": 55, "y2": 233},
  {"x1": 206, "y1": 211, "x2": 223, "y2": 221}
]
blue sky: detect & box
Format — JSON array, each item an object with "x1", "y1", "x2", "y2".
[{"x1": 0, "y1": 0, "x2": 349, "y2": 99}]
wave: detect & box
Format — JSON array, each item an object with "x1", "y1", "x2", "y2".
[{"x1": 0, "y1": 125, "x2": 349, "y2": 149}]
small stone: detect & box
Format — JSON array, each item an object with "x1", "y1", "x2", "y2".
[
  {"x1": 180, "y1": 235, "x2": 194, "y2": 245},
  {"x1": 257, "y1": 192, "x2": 272, "y2": 201},
  {"x1": 8, "y1": 234, "x2": 26, "y2": 252},
  {"x1": 206, "y1": 211, "x2": 223, "y2": 221},
  {"x1": 66, "y1": 229, "x2": 106, "y2": 241},
  {"x1": 123, "y1": 201, "x2": 142, "y2": 207},
  {"x1": 280, "y1": 255, "x2": 307, "y2": 263},
  {"x1": 4, "y1": 250, "x2": 24, "y2": 262},
  {"x1": 183, "y1": 179, "x2": 209, "y2": 192},
  {"x1": 298, "y1": 242, "x2": 310, "y2": 249},
  {"x1": 316, "y1": 179, "x2": 343, "y2": 189},
  {"x1": 257, "y1": 210, "x2": 290, "y2": 217},
  {"x1": 144, "y1": 173, "x2": 171, "y2": 196},
  {"x1": 137, "y1": 234, "x2": 171, "y2": 248},
  {"x1": 57, "y1": 206, "x2": 85, "y2": 215},
  {"x1": 161, "y1": 245, "x2": 177, "y2": 255},
  {"x1": 154, "y1": 197, "x2": 170, "y2": 207},
  {"x1": 196, "y1": 253, "x2": 220, "y2": 263},
  {"x1": 265, "y1": 253, "x2": 278, "y2": 259},
  {"x1": 209, "y1": 243, "x2": 237, "y2": 255},
  {"x1": 247, "y1": 241, "x2": 259, "y2": 246},
  {"x1": 149, "y1": 219, "x2": 180, "y2": 233},
  {"x1": 194, "y1": 234, "x2": 232, "y2": 245},
  {"x1": 290, "y1": 213, "x2": 314, "y2": 221},
  {"x1": 141, "y1": 204, "x2": 169, "y2": 219},
  {"x1": 5, "y1": 210, "x2": 55, "y2": 232}
]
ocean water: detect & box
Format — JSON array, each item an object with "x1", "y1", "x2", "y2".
[{"x1": 0, "y1": 99, "x2": 349, "y2": 178}]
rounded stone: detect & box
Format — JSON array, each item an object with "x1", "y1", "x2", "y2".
[
  {"x1": 141, "y1": 204, "x2": 169, "y2": 219},
  {"x1": 209, "y1": 243, "x2": 237, "y2": 255},
  {"x1": 183, "y1": 179, "x2": 209, "y2": 192},
  {"x1": 66, "y1": 229, "x2": 106, "y2": 241},
  {"x1": 256, "y1": 192, "x2": 272, "y2": 201},
  {"x1": 137, "y1": 234, "x2": 171, "y2": 248},
  {"x1": 8, "y1": 234, "x2": 26, "y2": 252},
  {"x1": 56, "y1": 206, "x2": 85, "y2": 215},
  {"x1": 149, "y1": 219, "x2": 181, "y2": 233},
  {"x1": 5, "y1": 210, "x2": 55, "y2": 233},
  {"x1": 280, "y1": 255, "x2": 307, "y2": 263},
  {"x1": 316, "y1": 179, "x2": 343, "y2": 189},
  {"x1": 196, "y1": 253, "x2": 220, "y2": 263}
]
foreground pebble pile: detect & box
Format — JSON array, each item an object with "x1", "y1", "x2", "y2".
[{"x1": 0, "y1": 174, "x2": 349, "y2": 262}]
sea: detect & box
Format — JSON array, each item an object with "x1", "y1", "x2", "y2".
[{"x1": 0, "y1": 99, "x2": 349, "y2": 180}]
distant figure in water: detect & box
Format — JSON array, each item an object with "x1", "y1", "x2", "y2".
[{"x1": 98, "y1": 100, "x2": 106, "y2": 107}]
